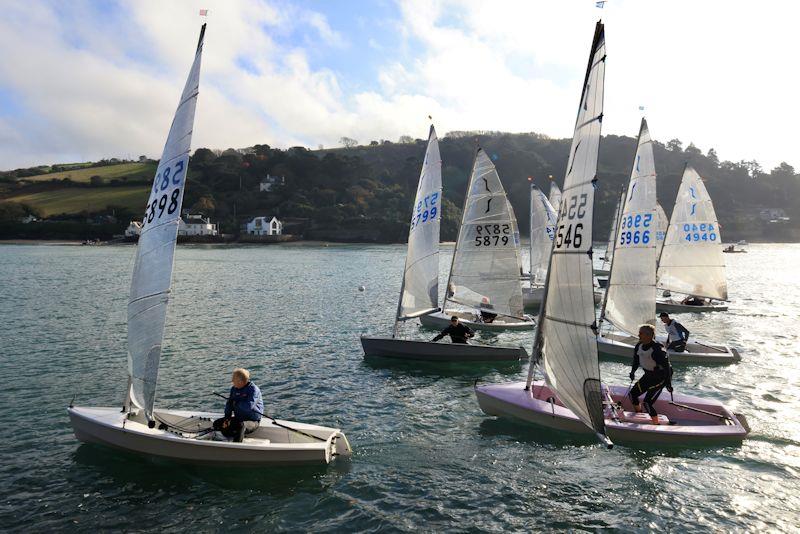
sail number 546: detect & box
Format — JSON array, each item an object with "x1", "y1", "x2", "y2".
[{"x1": 555, "y1": 193, "x2": 587, "y2": 249}]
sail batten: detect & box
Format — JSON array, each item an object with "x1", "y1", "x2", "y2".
[
  {"x1": 603, "y1": 118, "x2": 657, "y2": 336},
  {"x1": 539, "y1": 20, "x2": 607, "y2": 438},
  {"x1": 397, "y1": 126, "x2": 442, "y2": 321},
  {"x1": 657, "y1": 166, "x2": 727, "y2": 300},
  {"x1": 127, "y1": 24, "x2": 206, "y2": 420},
  {"x1": 444, "y1": 149, "x2": 524, "y2": 318}
]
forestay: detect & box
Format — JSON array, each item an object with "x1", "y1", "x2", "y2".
[
  {"x1": 603, "y1": 118, "x2": 657, "y2": 336},
  {"x1": 655, "y1": 203, "x2": 667, "y2": 259},
  {"x1": 529, "y1": 184, "x2": 557, "y2": 285},
  {"x1": 657, "y1": 166, "x2": 727, "y2": 300},
  {"x1": 398, "y1": 126, "x2": 442, "y2": 320},
  {"x1": 537, "y1": 21, "x2": 607, "y2": 440},
  {"x1": 445, "y1": 149, "x2": 524, "y2": 318},
  {"x1": 127, "y1": 25, "x2": 205, "y2": 421}
]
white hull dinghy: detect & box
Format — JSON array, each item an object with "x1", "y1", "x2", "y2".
[
  {"x1": 597, "y1": 332, "x2": 740, "y2": 365},
  {"x1": 68, "y1": 406, "x2": 350, "y2": 466},
  {"x1": 421, "y1": 149, "x2": 534, "y2": 333},
  {"x1": 420, "y1": 309, "x2": 534, "y2": 331},
  {"x1": 476, "y1": 381, "x2": 749, "y2": 446},
  {"x1": 360, "y1": 126, "x2": 525, "y2": 361},
  {"x1": 475, "y1": 22, "x2": 748, "y2": 447},
  {"x1": 656, "y1": 298, "x2": 728, "y2": 314},
  {"x1": 656, "y1": 165, "x2": 729, "y2": 313},
  {"x1": 360, "y1": 337, "x2": 525, "y2": 362},
  {"x1": 68, "y1": 25, "x2": 351, "y2": 466}
]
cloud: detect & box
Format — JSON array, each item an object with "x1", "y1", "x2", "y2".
[{"x1": 0, "y1": 0, "x2": 796, "y2": 170}]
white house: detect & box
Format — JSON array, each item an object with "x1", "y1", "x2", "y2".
[
  {"x1": 244, "y1": 216, "x2": 282, "y2": 236},
  {"x1": 259, "y1": 174, "x2": 285, "y2": 192},
  {"x1": 178, "y1": 214, "x2": 218, "y2": 236},
  {"x1": 125, "y1": 221, "x2": 142, "y2": 237}
]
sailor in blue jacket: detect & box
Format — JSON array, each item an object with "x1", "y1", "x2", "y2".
[{"x1": 214, "y1": 368, "x2": 264, "y2": 442}]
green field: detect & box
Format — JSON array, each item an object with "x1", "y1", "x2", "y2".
[
  {"x1": 23, "y1": 162, "x2": 157, "y2": 184},
  {"x1": 6, "y1": 186, "x2": 150, "y2": 216}
]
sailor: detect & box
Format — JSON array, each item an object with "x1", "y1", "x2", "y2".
[
  {"x1": 681, "y1": 295, "x2": 705, "y2": 306},
  {"x1": 480, "y1": 310, "x2": 497, "y2": 323},
  {"x1": 431, "y1": 316, "x2": 475, "y2": 344},
  {"x1": 659, "y1": 312, "x2": 690, "y2": 352},
  {"x1": 629, "y1": 324, "x2": 673, "y2": 425},
  {"x1": 213, "y1": 368, "x2": 263, "y2": 442}
]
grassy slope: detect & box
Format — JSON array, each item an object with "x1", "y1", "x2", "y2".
[
  {"x1": 6, "y1": 186, "x2": 150, "y2": 216},
  {"x1": 22, "y1": 162, "x2": 157, "y2": 183}
]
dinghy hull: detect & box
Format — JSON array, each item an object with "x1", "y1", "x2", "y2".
[
  {"x1": 360, "y1": 336, "x2": 525, "y2": 362},
  {"x1": 68, "y1": 406, "x2": 351, "y2": 466},
  {"x1": 597, "y1": 333, "x2": 740, "y2": 365},
  {"x1": 475, "y1": 381, "x2": 749, "y2": 446},
  {"x1": 419, "y1": 310, "x2": 535, "y2": 331},
  {"x1": 656, "y1": 299, "x2": 728, "y2": 313}
]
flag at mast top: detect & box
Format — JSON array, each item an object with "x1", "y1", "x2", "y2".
[{"x1": 199, "y1": 9, "x2": 209, "y2": 16}]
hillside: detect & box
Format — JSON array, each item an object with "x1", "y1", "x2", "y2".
[{"x1": 1, "y1": 131, "x2": 799, "y2": 242}]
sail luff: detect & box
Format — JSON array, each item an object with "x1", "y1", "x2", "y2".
[
  {"x1": 126, "y1": 24, "x2": 206, "y2": 421},
  {"x1": 540, "y1": 20, "x2": 607, "y2": 438},
  {"x1": 397, "y1": 126, "x2": 442, "y2": 322},
  {"x1": 548, "y1": 182, "x2": 562, "y2": 217},
  {"x1": 602, "y1": 118, "x2": 658, "y2": 336},
  {"x1": 656, "y1": 165, "x2": 727, "y2": 300},
  {"x1": 529, "y1": 185, "x2": 557, "y2": 285}
]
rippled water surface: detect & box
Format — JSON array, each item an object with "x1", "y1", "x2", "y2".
[{"x1": 0, "y1": 243, "x2": 798, "y2": 532}]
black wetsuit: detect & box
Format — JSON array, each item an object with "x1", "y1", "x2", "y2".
[
  {"x1": 629, "y1": 341, "x2": 672, "y2": 417},
  {"x1": 432, "y1": 323, "x2": 474, "y2": 344}
]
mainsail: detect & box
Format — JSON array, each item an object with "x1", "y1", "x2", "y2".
[
  {"x1": 397, "y1": 126, "x2": 442, "y2": 322},
  {"x1": 529, "y1": 184, "x2": 557, "y2": 285},
  {"x1": 536, "y1": 21, "x2": 607, "y2": 441},
  {"x1": 657, "y1": 165, "x2": 727, "y2": 300},
  {"x1": 654, "y1": 203, "x2": 667, "y2": 260},
  {"x1": 602, "y1": 118, "x2": 657, "y2": 336},
  {"x1": 444, "y1": 149, "x2": 524, "y2": 318},
  {"x1": 548, "y1": 182, "x2": 562, "y2": 216},
  {"x1": 126, "y1": 25, "x2": 206, "y2": 420}
]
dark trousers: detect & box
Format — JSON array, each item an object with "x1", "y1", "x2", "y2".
[
  {"x1": 213, "y1": 417, "x2": 260, "y2": 442},
  {"x1": 667, "y1": 340, "x2": 686, "y2": 352},
  {"x1": 451, "y1": 336, "x2": 468, "y2": 344},
  {"x1": 629, "y1": 371, "x2": 666, "y2": 417}
]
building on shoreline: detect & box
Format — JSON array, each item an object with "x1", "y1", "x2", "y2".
[
  {"x1": 243, "y1": 216, "x2": 282, "y2": 236},
  {"x1": 178, "y1": 214, "x2": 218, "y2": 236}
]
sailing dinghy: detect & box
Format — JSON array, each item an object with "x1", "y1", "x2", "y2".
[
  {"x1": 361, "y1": 127, "x2": 526, "y2": 362},
  {"x1": 656, "y1": 166, "x2": 728, "y2": 313},
  {"x1": 420, "y1": 149, "x2": 535, "y2": 331},
  {"x1": 476, "y1": 22, "x2": 748, "y2": 447},
  {"x1": 596, "y1": 119, "x2": 740, "y2": 365},
  {"x1": 68, "y1": 25, "x2": 351, "y2": 465}
]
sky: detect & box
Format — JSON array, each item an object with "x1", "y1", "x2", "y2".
[{"x1": 0, "y1": 0, "x2": 796, "y2": 171}]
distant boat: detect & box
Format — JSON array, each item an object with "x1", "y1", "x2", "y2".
[
  {"x1": 656, "y1": 166, "x2": 729, "y2": 313},
  {"x1": 596, "y1": 118, "x2": 740, "y2": 365},
  {"x1": 420, "y1": 149, "x2": 535, "y2": 331},
  {"x1": 522, "y1": 184, "x2": 556, "y2": 309},
  {"x1": 68, "y1": 24, "x2": 351, "y2": 465},
  {"x1": 475, "y1": 21, "x2": 749, "y2": 447},
  {"x1": 361, "y1": 127, "x2": 526, "y2": 362}
]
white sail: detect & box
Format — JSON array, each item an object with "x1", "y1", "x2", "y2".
[
  {"x1": 529, "y1": 184, "x2": 557, "y2": 285},
  {"x1": 657, "y1": 166, "x2": 727, "y2": 300},
  {"x1": 444, "y1": 149, "x2": 524, "y2": 318},
  {"x1": 654, "y1": 203, "x2": 667, "y2": 259},
  {"x1": 127, "y1": 25, "x2": 206, "y2": 420},
  {"x1": 398, "y1": 126, "x2": 442, "y2": 320},
  {"x1": 548, "y1": 182, "x2": 562, "y2": 216},
  {"x1": 603, "y1": 118, "x2": 657, "y2": 336},
  {"x1": 539, "y1": 21, "x2": 607, "y2": 439},
  {"x1": 602, "y1": 192, "x2": 622, "y2": 266}
]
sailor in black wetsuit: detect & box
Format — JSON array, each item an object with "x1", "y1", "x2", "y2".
[
  {"x1": 629, "y1": 324, "x2": 673, "y2": 425},
  {"x1": 431, "y1": 316, "x2": 475, "y2": 344}
]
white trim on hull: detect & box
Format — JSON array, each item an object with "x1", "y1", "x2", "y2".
[
  {"x1": 419, "y1": 310, "x2": 534, "y2": 332},
  {"x1": 475, "y1": 381, "x2": 749, "y2": 446},
  {"x1": 360, "y1": 336, "x2": 525, "y2": 362},
  {"x1": 68, "y1": 406, "x2": 351, "y2": 466},
  {"x1": 597, "y1": 332, "x2": 741, "y2": 365},
  {"x1": 656, "y1": 299, "x2": 728, "y2": 313}
]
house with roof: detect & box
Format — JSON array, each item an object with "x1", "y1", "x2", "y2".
[
  {"x1": 259, "y1": 174, "x2": 285, "y2": 192},
  {"x1": 243, "y1": 215, "x2": 282, "y2": 236},
  {"x1": 178, "y1": 214, "x2": 218, "y2": 236}
]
